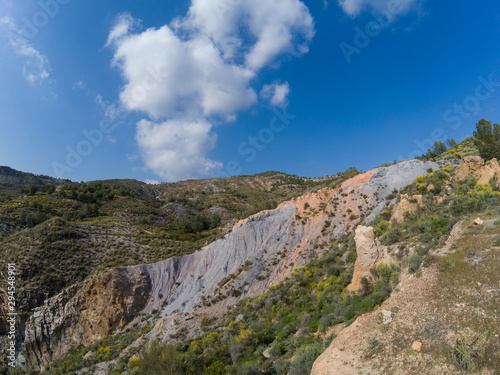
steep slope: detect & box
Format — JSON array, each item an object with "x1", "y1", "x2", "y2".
[
  {"x1": 311, "y1": 218, "x2": 500, "y2": 375},
  {"x1": 311, "y1": 156, "x2": 500, "y2": 375},
  {"x1": 22, "y1": 159, "x2": 438, "y2": 370}
]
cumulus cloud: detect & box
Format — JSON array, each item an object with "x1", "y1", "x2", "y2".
[
  {"x1": 0, "y1": 17, "x2": 50, "y2": 84},
  {"x1": 108, "y1": 0, "x2": 314, "y2": 181},
  {"x1": 111, "y1": 26, "x2": 257, "y2": 119},
  {"x1": 136, "y1": 119, "x2": 222, "y2": 182},
  {"x1": 180, "y1": 0, "x2": 315, "y2": 70},
  {"x1": 339, "y1": 0, "x2": 417, "y2": 18},
  {"x1": 260, "y1": 82, "x2": 290, "y2": 108}
]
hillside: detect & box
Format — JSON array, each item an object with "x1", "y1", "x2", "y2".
[
  {"x1": 0, "y1": 137, "x2": 499, "y2": 375},
  {"x1": 0, "y1": 170, "x2": 356, "y2": 312}
]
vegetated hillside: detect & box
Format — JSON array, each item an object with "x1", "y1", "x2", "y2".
[
  {"x1": 312, "y1": 157, "x2": 500, "y2": 374},
  {"x1": 0, "y1": 169, "x2": 358, "y2": 315},
  {"x1": 20, "y1": 157, "x2": 438, "y2": 374},
  {"x1": 31, "y1": 137, "x2": 499, "y2": 375},
  {"x1": 2, "y1": 134, "x2": 499, "y2": 375},
  {"x1": 0, "y1": 167, "x2": 65, "y2": 192}
]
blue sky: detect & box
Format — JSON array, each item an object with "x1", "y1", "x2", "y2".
[{"x1": 1, "y1": 0, "x2": 500, "y2": 183}]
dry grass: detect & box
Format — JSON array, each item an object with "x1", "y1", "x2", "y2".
[{"x1": 432, "y1": 220, "x2": 500, "y2": 373}]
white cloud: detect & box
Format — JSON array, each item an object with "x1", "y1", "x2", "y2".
[
  {"x1": 106, "y1": 13, "x2": 139, "y2": 47},
  {"x1": 108, "y1": 0, "x2": 314, "y2": 181},
  {"x1": 180, "y1": 0, "x2": 315, "y2": 70},
  {"x1": 73, "y1": 80, "x2": 86, "y2": 90},
  {"x1": 111, "y1": 26, "x2": 257, "y2": 119},
  {"x1": 339, "y1": 0, "x2": 417, "y2": 18},
  {"x1": 136, "y1": 119, "x2": 222, "y2": 181},
  {"x1": 0, "y1": 17, "x2": 51, "y2": 84},
  {"x1": 260, "y1": 82, "x2": 290, "y2": 108},
  {"x1": 145, "y1": 179, "x2": 161, "y2": 185}
]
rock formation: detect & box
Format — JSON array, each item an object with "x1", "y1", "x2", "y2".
[
  {"x1": 453, "y1": 155, "x2": 485, "y2": 181},
  {"x1": 391, "y1": 194, "x2": 423, "y2": 224},
  {"x1": 347, "y1": 226, "x2": 391, "y2": 292},
  {"x1": 477, "y1": 158, "x2": 500, "y2": 185},
  {"x1": 453, "y1": 155, "x2": 500, "y2": 184},
  {"x1": 24, "y1": 268, "x2": 150, "y2": 368}
]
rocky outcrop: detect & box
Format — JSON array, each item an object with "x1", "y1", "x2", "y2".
[
  {"x1": 477, "y1": 158, "x2": 500, "y2": 185},
  {"x1": 22, "y1": 159, "x2": 439, "y2": 369},
  {"x1": 453, "y1": 155, "x2": 500, "y2": 184},
  {"x1": 453, "y1": 155, "x2": 485, "y2": 181},
  {"x1": 24, "y1": 268, "x2": 150, "y2": 368},
  {"x1": 391, "y1": 194, "x2": 424, "y2": 224},
  {"x1": 347, "y1": 226, "x2": 391, "y2": 292}
]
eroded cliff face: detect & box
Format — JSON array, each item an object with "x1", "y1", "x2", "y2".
[
  {"x1": 22, "y1": 159, "x2": 439, "y2": 370},
  {"x1": 24, "y1": 268, "x2": 150, "y2": 368}
]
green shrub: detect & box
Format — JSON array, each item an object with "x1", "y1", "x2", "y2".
[
  {"x1": 133, "y1": 341, "x2": 185, "y2": 375},
  {"x1": 452, "y1": 331, "x2": 487, "y2": 372},
  {"x1": 407, "y1": 254, "x2": 423, "y2": 273},
  {"x1": 288, "y1": 343, "x2": 323, "y2": 375}
]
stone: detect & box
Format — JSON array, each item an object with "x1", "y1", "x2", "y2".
[
  {"x1": 411, "y1": 195, "x2": 424, "y2": 206},
  {"x1": 83, "y1": 351, "x2": 95, "y2": 360},
  {"x1": 454, "y1": 156, "x2": 500, "y2": 184},
  {"x1": 474, "y1": 218, "x2": 484, "y2": 226},
  {"x1": 381, "y1": 310, "x2": 392, "y2": 325},
  {"x1": 427, "y1": 183, "x2": 435, "y2": 191},
  {"x1": 262, "y1": 347, "x2": 272, "y2": 359},
  {"x1": 434, "y1": 196, "x2": 445, "y2": 205},
  {"x1": 412, "y1": 341, "x2": 422, "y2": 352}
]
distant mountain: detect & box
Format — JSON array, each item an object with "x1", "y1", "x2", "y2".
[{"x1": 0, "y1": 166, "x2": 66, "y2": 190}]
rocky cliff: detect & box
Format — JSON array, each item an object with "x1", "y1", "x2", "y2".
[
  {"x1": 24, "y1": 268, "x2": 150, "y2": 368},
  {"x1": 22, "y1": 159, "x2": 439, "y2": 370}
]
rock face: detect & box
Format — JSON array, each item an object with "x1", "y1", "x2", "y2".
[
  {"x1": 21, "y1": 159, "x2": 439, "y2": 370},
  {"x1": 24, "y1": 268, "x2": 150, "y2": 368},
  {"x1": 477, "y1": 158, "x2": 500, "y2": 185},
  {"x1": 347, "y1": 226, "x2": 390, "y2": 292},
  {"x1": 453, "y1": 155, "x2": 500, "y2": 185},
  {"x1": 453, "y1": 155, "x2": 485, "y2": 181},
  {"x1": 391, "y1": 194, "x2": 423, "y2": 224}
]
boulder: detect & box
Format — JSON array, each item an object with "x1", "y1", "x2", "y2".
[
  {"x1": 381, "y1": 310, "x2": 392, "y2": 325},
  {"x1": 412, "y1": 341, "x2": 422, "y2": 352}
]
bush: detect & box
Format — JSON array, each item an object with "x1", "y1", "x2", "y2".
[
  {"x1": 288, "y1": 343, "x2": 323, "y2": 375},
  {"x1": 407, "y1": 254, "x2": 423, "y2": 273},
  {"x1": 452, "y1": 331, "x2": 487, "y2": 372},
  {"x1": 133, "y1": 341, "x2": 184, "y2": 375}
]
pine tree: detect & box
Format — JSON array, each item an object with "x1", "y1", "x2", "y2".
[{"x1": 473, "y1": 119, "x2": 500, "y2": 160}]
